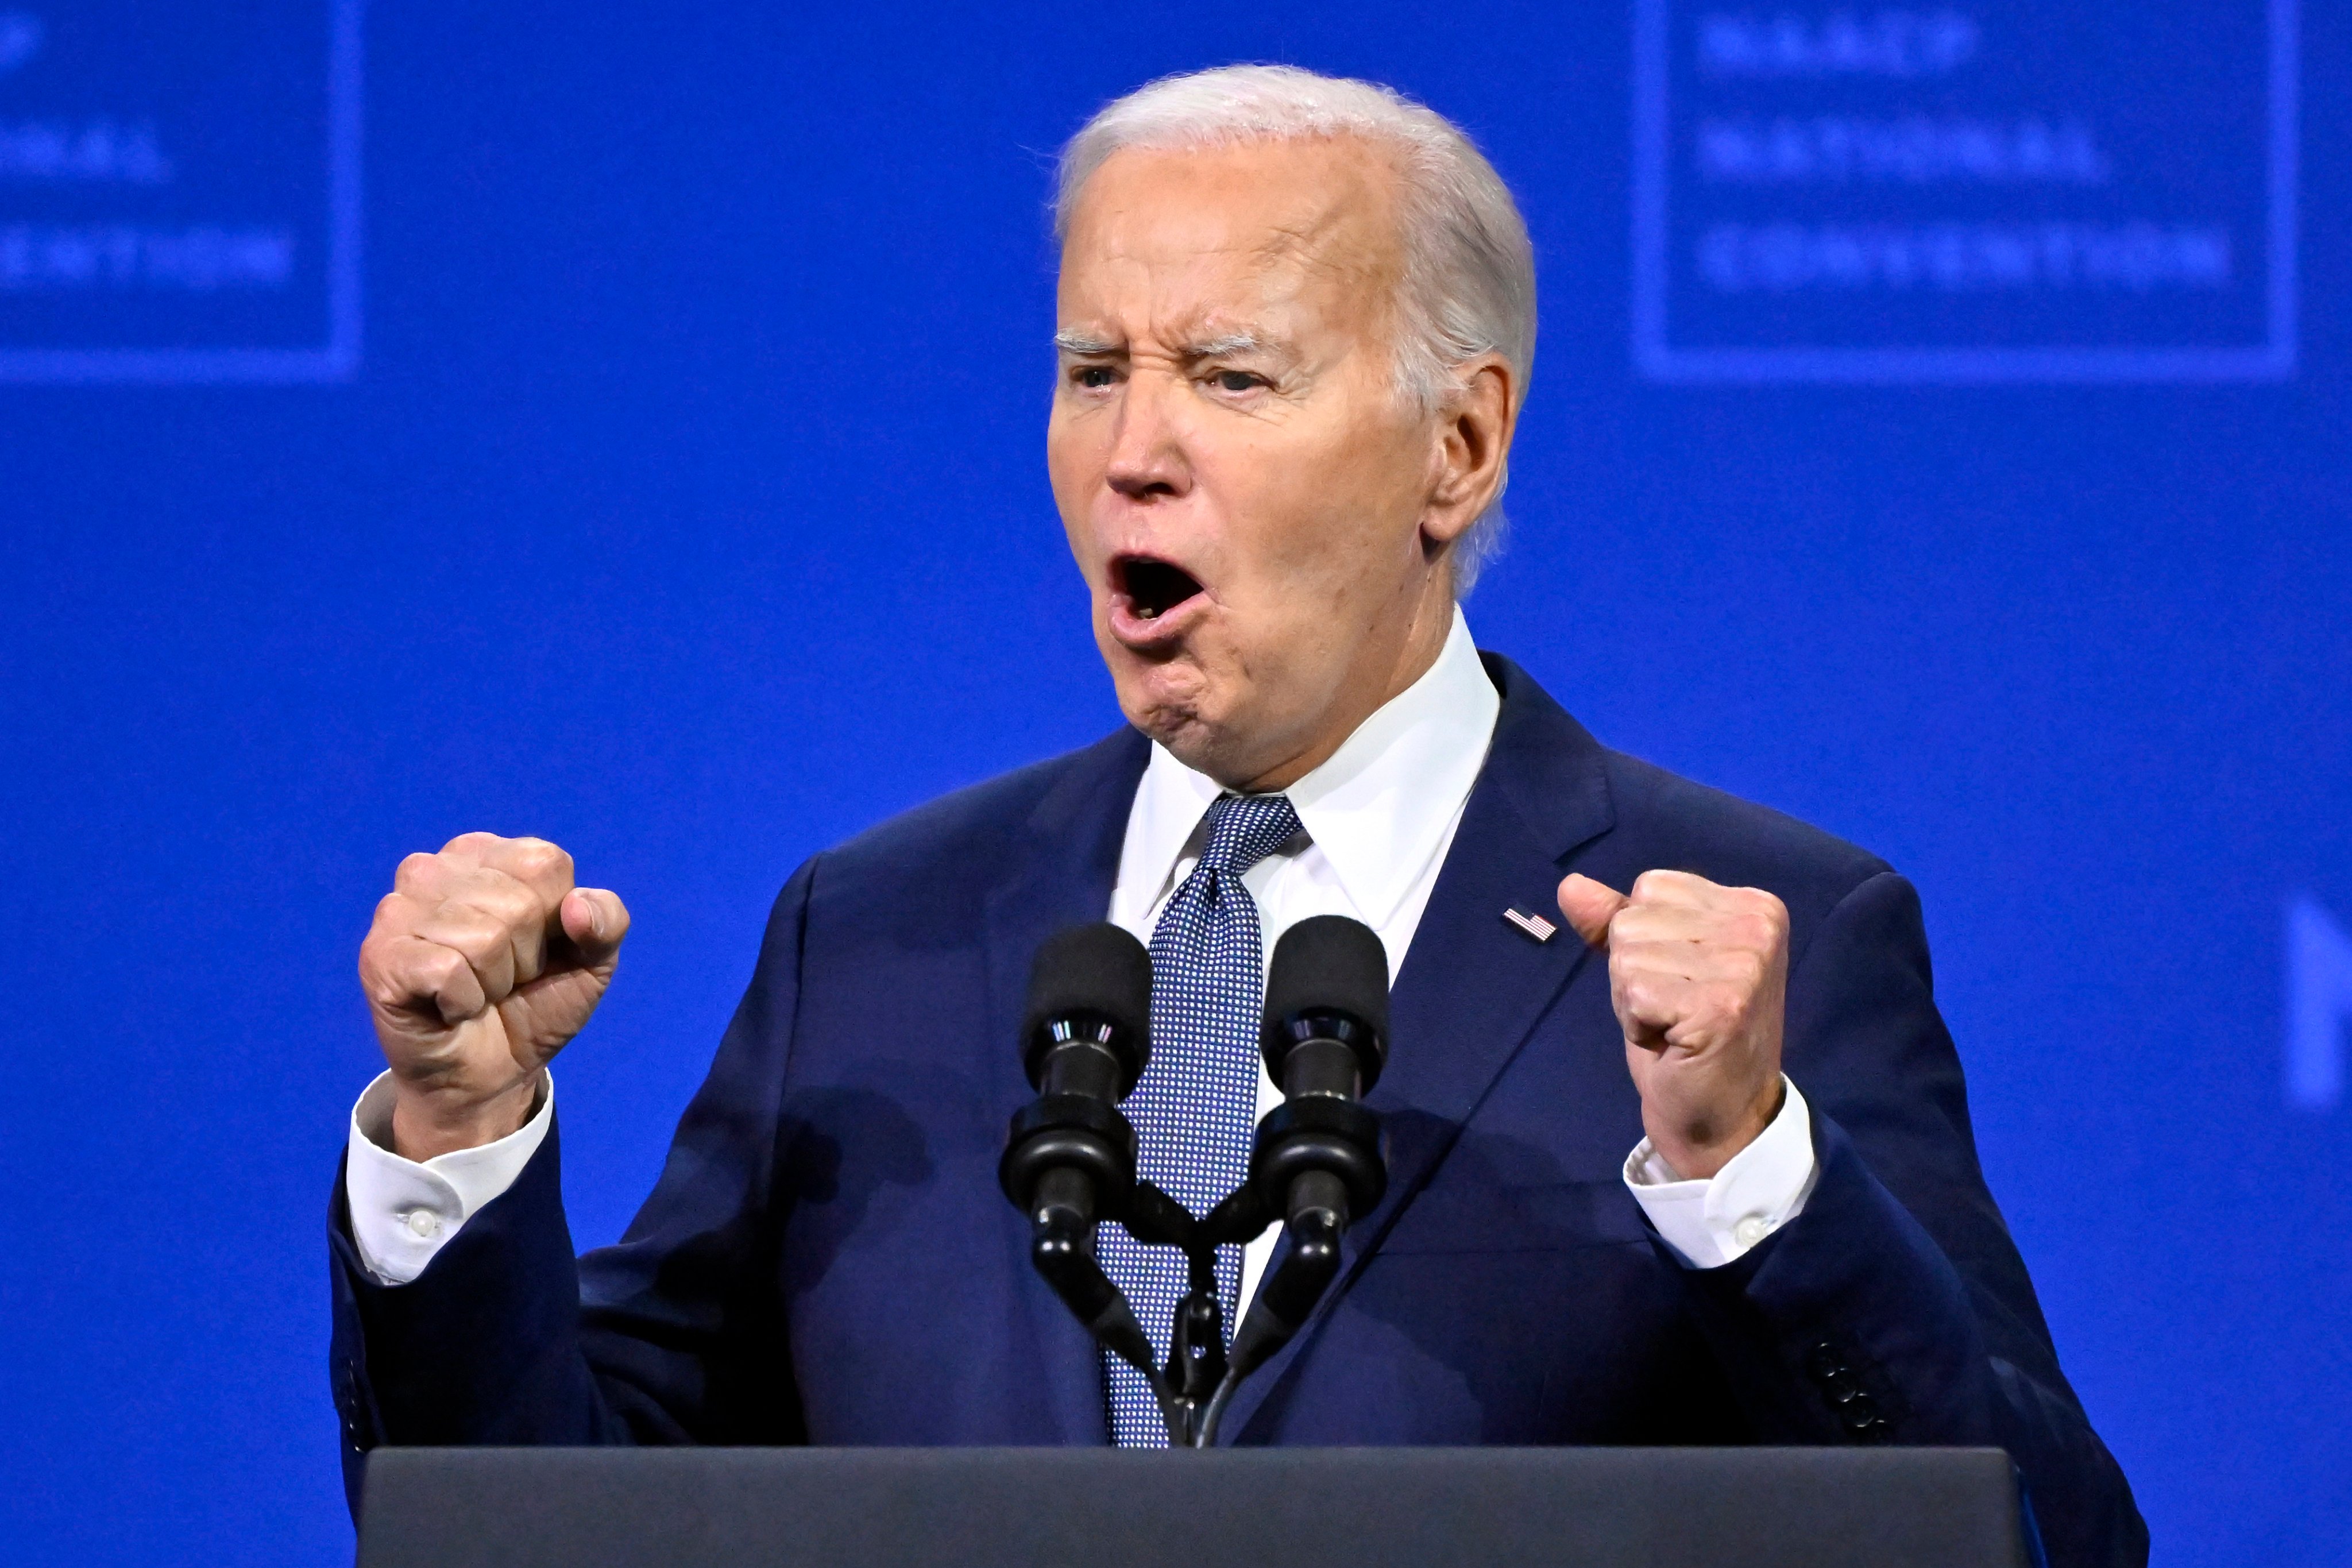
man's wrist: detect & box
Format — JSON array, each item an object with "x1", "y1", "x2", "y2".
[
  {"x1": 1644, "y1": 1074, "x2": 1786, "y2": 1181},
  {"x1": 346, "y1": 1068, "x2": 555, "y2": 1286},
  {"x1": 388, "y1": 1072, "x2": 543, "y2": 1160},
  {"x1": 1624, "y1": 1076, "x2": 1817, "y2": 1269}
]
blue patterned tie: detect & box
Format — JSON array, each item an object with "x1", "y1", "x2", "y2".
[{"x1": 1100, "y1": 791, "x2": 1303, "y2": 1447}]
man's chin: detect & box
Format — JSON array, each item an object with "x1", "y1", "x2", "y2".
[
  {"x1": 1123, "y1": 690, "x2": 1214, "y2": 759},
  {"x1": 1121, "y1": 688, "x2": 1298, "y2": 791},
  {"x1": 1113, "y1": 669, "x2": 1227, "y2": 771},
  {"x1": 1106, "y1": 648, "x2": 1296, "y2": 788}
]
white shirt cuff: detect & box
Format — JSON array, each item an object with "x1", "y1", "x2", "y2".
[
  {"x1": 343, "y1": 1069, "x2": 554, "y2": 1286},
  {"x1": 1621, "y1": 1076, "x2": 1819, "y2": 1269}
]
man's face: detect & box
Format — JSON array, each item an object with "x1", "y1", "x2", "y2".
[{"x1": 1048, "y1": 137, "x2": 1465, "y2": 790}]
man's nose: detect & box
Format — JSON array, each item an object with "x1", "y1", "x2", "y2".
[{"x1": 1103, "y1": 372, "x2": 1192, "y2": 502}]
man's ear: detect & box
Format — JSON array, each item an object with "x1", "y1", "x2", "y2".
[{"x1": 1420, "y1": 356, "x2": 1517, "y2": 551}]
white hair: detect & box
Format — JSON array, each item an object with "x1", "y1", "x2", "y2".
[{"x1": 1053, "y1": 65, "x2": 1538, "y2": 594}]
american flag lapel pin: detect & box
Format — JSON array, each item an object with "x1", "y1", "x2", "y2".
[{"x1": 1502, "y1": 907, "x2": 1558, "y2": 942}]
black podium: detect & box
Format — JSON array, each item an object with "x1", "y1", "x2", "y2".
[{"x1": 357, "y1": 1446, "x2": 2034, "y2": 1568}]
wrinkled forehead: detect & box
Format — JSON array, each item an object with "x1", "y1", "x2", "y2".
[{"x1": 1055, "y1": 138, "x2": 1406, "y2": 337}]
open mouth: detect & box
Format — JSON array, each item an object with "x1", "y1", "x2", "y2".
[{"x1": 1114, "y1": 555, "x2": 1204, "y2": 621}]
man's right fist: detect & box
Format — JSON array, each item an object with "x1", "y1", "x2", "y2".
[{"x1": 357, "y1": 832, "x2": 630, "y2": 1160}]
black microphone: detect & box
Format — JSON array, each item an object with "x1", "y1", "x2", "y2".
[
  {"x1": 1260, "y1": 913, "x2": 1391, "y2": 1101},
  {"x1": 1014, "y1": 922, "x2": 1152, "y2": 1107},
  {"x1": 1253, "y1": 913, "x2": 1390, "y2": 1230},
  {"x1": 995, "y1": 924, "x2": 1157, "y2": 1374},
  {"x1": 1205, "y1": 914, "x2": 1391, "y2": 1434}
]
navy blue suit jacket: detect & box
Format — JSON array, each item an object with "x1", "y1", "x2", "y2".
[{"x1": 329, "y1": 655, "x2": 2144, "y2": 1566}]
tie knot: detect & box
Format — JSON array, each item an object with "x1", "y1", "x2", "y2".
[{"x1": 1197, "y1": 792, "x2": 1303, "y2": 878}]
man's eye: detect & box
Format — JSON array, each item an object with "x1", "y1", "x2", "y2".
[
  {"x1": 1074, "y1": 365, "x2": 1118, "y2": 389},
  {"x1": 1213, "y1": 370, "x2": 1261, "y2": 393}
]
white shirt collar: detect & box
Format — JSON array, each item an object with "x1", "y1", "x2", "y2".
[{"x1": 1119, "y1": 607, "x2": 1501, "y2": 928}]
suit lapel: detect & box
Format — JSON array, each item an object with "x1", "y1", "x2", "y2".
[
  {"x1": 981, "y1": 726, "x2": 1150, "y2": 1445},
  {"x1": 1218, "y1": 655, "x2": 1619, "y2": 1443}
]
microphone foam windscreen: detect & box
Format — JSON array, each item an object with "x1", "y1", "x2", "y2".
[
  {"x1": 1262, "y1": 914, "x2": 1391, "y2": 1049},
  {"x1": 1021, "y1": 922, "x2": 1153, "y2": 1077}
]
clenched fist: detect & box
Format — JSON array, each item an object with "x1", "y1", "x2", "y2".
[
  {"x1": 1557, "y1": 868, "x2": 1789, "y2": 1181},
  {"x1": 357, "y1": 832, "x2": 630, "y2": 1160}
]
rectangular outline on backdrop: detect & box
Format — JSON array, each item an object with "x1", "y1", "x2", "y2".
[
  {"x1": 1631, "y1": 0, "x2": 2299, "y2": 384},
  {"x1": 0, "y1": 0, "x2": 364, "y2": 384}
]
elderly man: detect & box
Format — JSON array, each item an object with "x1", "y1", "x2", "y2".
[{"x1": 330, "y1": 66, "x2": 2143, "y2": 1566}]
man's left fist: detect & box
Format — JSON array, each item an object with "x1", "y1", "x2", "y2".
[{"x1": 1557, "y1": 869, "x2": 1789, "y2": 1181}]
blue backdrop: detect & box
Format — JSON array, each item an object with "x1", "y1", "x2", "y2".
[{"x1": 1, "y1": 3, "x2": 2345, "y2": 1564}]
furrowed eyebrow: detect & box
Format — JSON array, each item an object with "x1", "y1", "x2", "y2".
[
  {"x1": 1180, "y1": 331, "x2": 1277, "y2": 360},
  {"x1": 1051, "y1": 329, "x2": 1293, "y2": 360}
]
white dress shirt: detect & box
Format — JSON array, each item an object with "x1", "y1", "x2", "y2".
[{"x1": 346, "y1": 607, "x2": 1817, "y2": 1291}]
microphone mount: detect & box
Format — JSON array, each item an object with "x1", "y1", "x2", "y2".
[{"x1": 999, "y1": 916, "x2": 1391, "y2": 1450}]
